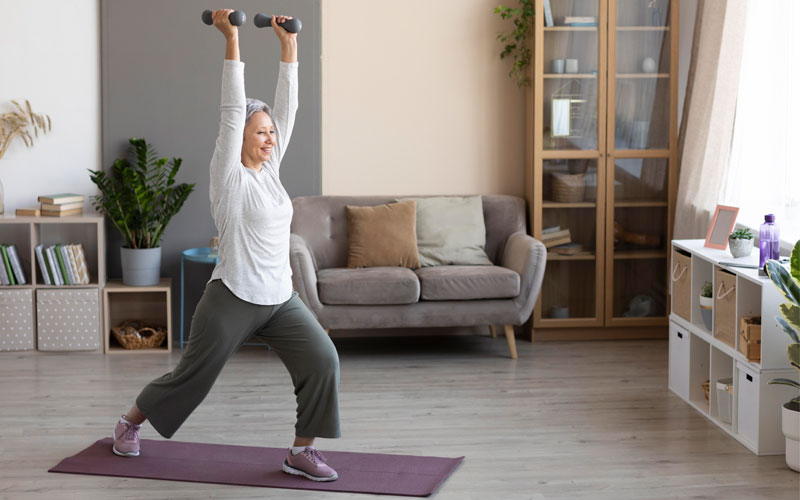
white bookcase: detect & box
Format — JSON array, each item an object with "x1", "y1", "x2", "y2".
[
  {"x1": 669, "y1": 239, "x2": 799, "y2": 455},
  {"x1": 0, "y1": 214, "x2": 105, "y2": 351}
]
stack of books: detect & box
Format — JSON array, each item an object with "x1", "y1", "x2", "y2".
[
  {"x1": 541, "y1": 226, "x2": 571, "y2": 248},
  {"x1": 38, "y1": 193, "x2": 85, "y2": 217},
  {"x1": 35, "y1": 243, "x2": 90, "y2": 285},
  {"x1": 0, "y1": 244, "x2": 27, "y2": 285},
  {"x1": 562, "y1": 16, "x2": 597, "y2": 27}
]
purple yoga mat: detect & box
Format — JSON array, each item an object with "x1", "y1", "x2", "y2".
[{"x1": 49, "y1": 438, "x2": 463, "y2": 497}]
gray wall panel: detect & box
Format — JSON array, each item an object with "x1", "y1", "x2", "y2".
[{"x1": 102, "y1": 0, "x2": 321, "y2": 339}]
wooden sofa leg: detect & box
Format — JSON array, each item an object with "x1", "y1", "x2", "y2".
[
  {"x1": 489, "y1": 325, "x2": 496, "y2": 338},
  {"x1": 504, "y1": 325, "x2": 518, "y2": 359}
]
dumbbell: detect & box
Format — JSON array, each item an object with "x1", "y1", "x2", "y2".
[
  {"x1": 202, "y1": 9, "x2": 246, "y2": 27},
  {"x1": 254, "y1": 13, "x2": 302, "y2": 33}
]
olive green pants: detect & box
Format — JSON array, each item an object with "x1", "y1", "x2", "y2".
[{"x1": 136, "y1": 280, "x2": 340, "y2": 439}]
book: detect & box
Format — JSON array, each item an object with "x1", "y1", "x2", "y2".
[
  {"x1": 16, "y1": 207, "x2": 41, "y2": 216},
  {"x1": 542, "y1": 225, "x2": 561, "y2": 235},
  {"x1": 55, "y1": 244, "x2": 71, "y2": 285},
  {"x1": 6, "y1": 244, "x2": 26, "y2": 285},
  {"x1": 543, "y1": 236, "x2": 572, "y2": 248},
  {"x1": 38, "y1": 193, "x2": 84, "y2": 204},
  {"x1": 543, "y1": 0, "x2": 554, "y2": 27},
  {"x1": 46, "y1": 246, "x2": 62, "y2": 286},
  {"x1": 35, "y1": 244, "x2": 51, "y2": 285},
  {"x1": 550, "y1": 243, "x2": 585, "y2": 255},
  {"x1": 60, "y1": 244, "x2": 77, "y2": 285},
  {"x1": 563, "y1": 16, "x2": 596, "y2": 24},
  {"x1": 566, "y1": 22, "x2": 598, "y2": 27},
  {"x1": 0, "y1": 249, "x2": 9, "y2": 285},
  {"x1": 72, "y1": 244, "x2": 90, "y2": 285},
  {"x1": 41, "y1": 208, "x2": 83, "y2": 217},
  {"x1": 66, "y1": 245, "x2": 81, "y2": 285},
  {"x1": 541, "y1": 229, "x2": 571, "y2": 241},
  {"x1": 1, "y1": 246, "x2": 16, "y2": 285},
  {"x1": 40, "y1": 201, "x2": 84, "y2": 212}
]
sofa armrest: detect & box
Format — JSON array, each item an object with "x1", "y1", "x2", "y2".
[
  {"x1": 290, "y1": 234, "x2": 324, "y2": 314},
  {"x1": 501, "y1": 231, "x2": 547, "y2": 324}
]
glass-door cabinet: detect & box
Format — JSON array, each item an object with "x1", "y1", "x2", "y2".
[{"x1": 528, "y1": 0, "x2": 678, "y2": 334}]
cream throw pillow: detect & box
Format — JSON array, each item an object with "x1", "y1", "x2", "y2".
[{"x1": 400, "y1": 196, "x2": 492, "y2": 266}]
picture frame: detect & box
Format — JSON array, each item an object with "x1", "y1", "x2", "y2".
[{"x1": 704, "y1": 204, "x2": 739, "y2": 249}]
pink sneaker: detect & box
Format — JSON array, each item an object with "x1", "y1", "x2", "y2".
[
  {"x1": 283, "y1": 446, "x2": 338, "y2": 481},
  {"x1": 112, "y1": 416, "x2": 141, "y2": 457}
]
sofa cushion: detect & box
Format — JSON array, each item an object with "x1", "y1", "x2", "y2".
[
  {"x1": 399, "y1": 195, "x2": 492, "y2": 267},
  {"x1": 415, "y1": 265, "x2": 520, "y2": 301},
  {"x1": 317, "y1": 267, "x2": 420, "y2": 305},
  {"x1": 345, "y1": 201, "x2": 420, "y2": 269}
]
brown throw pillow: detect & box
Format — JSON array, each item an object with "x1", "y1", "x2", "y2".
[{"x1": 346, "y1": 201, "x2": 420, "y2": 268}]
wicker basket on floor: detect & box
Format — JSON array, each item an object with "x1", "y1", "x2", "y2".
[
  {"x1": 702, "y1": 380, "x2": 710, "y2": 402},
  {"x1": 111, "y1": 320, "x2": 167, "y2": 349}
]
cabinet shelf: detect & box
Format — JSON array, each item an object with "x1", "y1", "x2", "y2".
[
  {"x1": 542, "y1": 201, "x2": 596, "y2": 208},
  {"x1": 547, "y1": 254, "x2": 596, "y2": 261},
  {"x1": 616, "y1": 26, "x2": 670, "y2": 31},
  {"x1": 543, "y1": 74, "x2": 597, "y2": 79},
  {"x1": 614, "y1": 200, "x2": 668, "y2": 207},
  {"x1": 616, "y1": 73, "x2": 669, "y2": 79},
  {"x1": 544, "y1": 27, "x2": 598, "y2": 32},
  {"x1": 613, "y1": 250, "x2": 666, "y2": 260}
]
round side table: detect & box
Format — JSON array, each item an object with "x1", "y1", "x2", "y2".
[{"x1": 180, "y1": 247, "x2": 218, "y2": 349}]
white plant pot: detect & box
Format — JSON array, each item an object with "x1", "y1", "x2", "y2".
[
  {"x1": 728, "y1": 237, "x2": 754, "y2": 258},
  {"x1": 783, "y1": 401, "x2": 800, "y2": 472}
]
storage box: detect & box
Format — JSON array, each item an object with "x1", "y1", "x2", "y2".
[
  {"x1": 0, "y1": 289, "x2": 34, "y2": 351},
  {"x1": 716, "y1": 377, "x2": 734, "y2": 424},
  {"x1": 671, "y1": 249, "x2": 691, "y2": 321},
  {"x1": 36, "y1": 289, "x2": 101, "y2": 351},
  {"x1": 738, "y1": 316, "x2": 761, "y2": 362},
  {"x1": 713, "y1": 268, "x2": 737, "y2": 348}
]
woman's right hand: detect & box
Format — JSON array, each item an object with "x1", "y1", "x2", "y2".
[{"x1": 213, "y1": 9, "x2": 238, "y2": 39}]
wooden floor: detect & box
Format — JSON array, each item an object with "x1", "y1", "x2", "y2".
[{"x1": 1, "y1": 334, "x2": 797, "y2": 499}]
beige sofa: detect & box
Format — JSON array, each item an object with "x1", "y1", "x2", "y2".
[{"x1": 289, "y1": 195, "x2": 547, "y2": 358}]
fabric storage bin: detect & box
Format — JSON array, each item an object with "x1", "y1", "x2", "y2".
[
  {"x1": 713, "y1": 268, "x2": 736, "y2": 348},
  {"x1": 671, "y1": 249, "x2": 691, "y2": 321},
  {"x1": 37, "y1": 289, "x2": 100, "y2": 351},
  {"x1": 0, "y1": 289, "x2": 35, "y2": 351}
]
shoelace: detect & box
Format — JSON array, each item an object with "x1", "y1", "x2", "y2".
[
  {"x1": 302, "y1": 448, "x2": 328, "y2": 465},
  {"x1": 122, "y1": 423, "x2": 140, "y2": 441}
]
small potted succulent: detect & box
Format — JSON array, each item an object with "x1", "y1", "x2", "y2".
[
  {"x1": 729, "y1": 227, "x2": 754, "y2": 258},
  {"x1": 699, "y1": 281, "x2": 713, "y2": 331}
]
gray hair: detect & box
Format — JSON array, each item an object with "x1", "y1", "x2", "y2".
[{"x1": 245, "y1": 98, "x2": 272, "y2": 125}]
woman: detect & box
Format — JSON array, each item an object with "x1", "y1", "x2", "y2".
[{"x1": 111, "y1": 9, "x2": 341, "y2": 482}]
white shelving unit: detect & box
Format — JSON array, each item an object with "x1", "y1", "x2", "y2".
[
  {"x1": 669, "y1": 239, "x2": 799, "y2": 455},
  {"x1": 0, "y1": 214, "x2": 105, "y2": 352}
]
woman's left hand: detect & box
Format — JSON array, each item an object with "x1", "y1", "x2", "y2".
[{"x1": 271, "y1": 15, "x2": 297, "y2": 45}]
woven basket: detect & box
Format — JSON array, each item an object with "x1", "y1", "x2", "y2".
[
  {"x1": 551, "y1": 172, "x2": 586, "y2": 203},
  {"x1": 702, "y1": 380, "x2": 710, "y2": 402},
  {"x1": 111, "y1": 320, "x2": 167, "y2": 350}
]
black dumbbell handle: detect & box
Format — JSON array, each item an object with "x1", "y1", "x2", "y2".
[
  {"x1": 202, "y1": 9, "x2": 246, "y2": 27},
  {"x1": 253, "y1": 13, "x2": 302, "y2": 33}
]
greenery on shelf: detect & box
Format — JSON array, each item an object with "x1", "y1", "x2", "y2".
[
  {"x1": 700, "y1": 281, "x2": 713, "y2": 298},
  {"x1": 88, "y1": 138, "x2": 195, "y2": 249},
  {"x1": 730, "y1": 227, "x2": 754, "y2": 240},
  {"x1": 494, "y1": 0, "x2": 534, "y2": 87},
  {"x1": 765, "y1": 241, "x2": 800, "y2": 403}
]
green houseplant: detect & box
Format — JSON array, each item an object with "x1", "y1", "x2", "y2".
[
  {"x1": 729, "y1": 227, "x2": 754, "y2": 258},
  {"x1": 765, "y1": 240, "x2": 800, "y2": 472},
  {"x1": 89, "y1": 138, "x2": 195, "y2": 286},
  {"x1": 494, "y1": 0, "x2": 534, "y2": 87}
]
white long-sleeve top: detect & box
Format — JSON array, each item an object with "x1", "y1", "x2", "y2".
[{"x1": 208, "y1": 59, "x2": 298, "y2": 305}]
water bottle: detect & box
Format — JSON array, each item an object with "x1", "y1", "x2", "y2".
[{"x1": 759, "y1": 214, "x2": 780, "y2": 267}]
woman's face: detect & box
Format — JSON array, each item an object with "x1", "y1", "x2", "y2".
[{"x1": 242, "y1": 111, "x2": 276, "y2": 167}]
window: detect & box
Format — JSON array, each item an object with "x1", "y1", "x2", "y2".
[{"x1": 721, "y1": 0, "x2": 800, "y2": 248}]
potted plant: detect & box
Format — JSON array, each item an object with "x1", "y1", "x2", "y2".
[
  {"x1": 699, "y1": 281, "x2": 713, "y2": 331},
  {"x1": 89, "y1": 138, "x2": 195, "y2": 286},
  {"x1": 729, "y1": 227, "x2": 754, "y2": 258},
  {"x1": 765, "y1": 241, "x2": 800, "y2": 472},
  {"x1": 0, "y1": 100, "x2": 51, "y2": 214},
  {"x1": 494, "y1": 0, "x2": 534, "y2": 87}
]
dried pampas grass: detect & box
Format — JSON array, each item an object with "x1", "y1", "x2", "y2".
[{"x1": 0, "y1": 99, "x2": 52, "y2": 160}]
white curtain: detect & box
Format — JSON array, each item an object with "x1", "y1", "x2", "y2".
[
  {"x1": 721, "y1": 0, "x2": 800, "y2": 246},
  {"x1": 673, "y1": 0, "x2": 748, "y2": 239}
]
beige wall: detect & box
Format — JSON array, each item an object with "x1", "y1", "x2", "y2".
[{"x1": 321, "y1": 0, "x2": 526, "y2": 196}]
